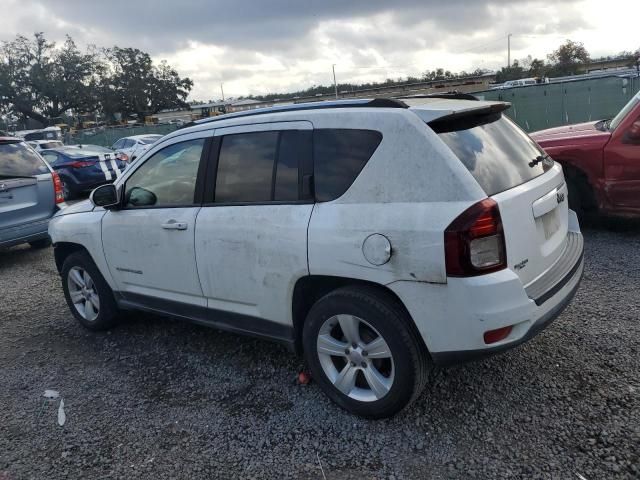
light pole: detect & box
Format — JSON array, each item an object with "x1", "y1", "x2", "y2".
[
  {"x1": 332, "y1": 64, "x2": 338, "y2": 99},
  {"x1": 507, "y1": 33, "x2": 512, "y2": 68},
  {"x1": 220, "y1": 83, "x2": 225, "y2": 102}
]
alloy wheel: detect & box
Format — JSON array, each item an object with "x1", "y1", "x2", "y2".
[
  {"x1": 316, "y1": 314, "x2": 395, "y2": 402},
  {"x1": 67, "y1": 266, "x2": 100, "y2": 321}
]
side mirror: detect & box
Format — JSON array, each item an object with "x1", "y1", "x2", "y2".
[{"x1": 90, "y1": 184, "x2": 120, "y2": 209}]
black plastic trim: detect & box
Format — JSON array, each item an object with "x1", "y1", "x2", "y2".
[
  {"x1": 431, "y1": 258, "x2": 583, "y2": 366},
  {"x1": 115, "y1": 292, "x2": 295, "y2": 347},
  {"x1": 524, "y1": 231, "x2": 584, "y2": 306}
]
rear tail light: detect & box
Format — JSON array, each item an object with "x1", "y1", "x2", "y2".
[
  {"x1": 483, "y1": 325, "x2": 513, "y2": 344},
  {"x1": 51, "y1": 172, "x2": 64, "y2": 204},
  {"x1": 116, "y1": 152, "x2": 129, "y2": 162},
  {"x1": 68, "y1": 161, "x2": 95, "y2": 168},
  {"x1": 444, "y1": 198, "x2": 506, "y2": 276}
]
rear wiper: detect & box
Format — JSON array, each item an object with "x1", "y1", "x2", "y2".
[{"x1": 528, "y1": 155, "x2": 546, "y2": 168}]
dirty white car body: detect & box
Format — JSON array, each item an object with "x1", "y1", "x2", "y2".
[{"x1": 49, "y1": 98, "x2": 584, "y2": 417}]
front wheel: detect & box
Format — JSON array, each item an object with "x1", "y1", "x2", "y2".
[
  {"x1": 303, "y1": 286, "x2": 431, "y2": 419},
  {"x1": 61, "y1": 251, "x2": 121, "y2": 330}
]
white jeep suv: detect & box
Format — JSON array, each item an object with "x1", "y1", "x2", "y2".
[{"x1": 49, "y1": 97, "x2": 584, "y2": 418}]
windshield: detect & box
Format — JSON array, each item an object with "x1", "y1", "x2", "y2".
[
  {"x1": 434, "y1": 113, "x2": 549, "y2": 196},
  {"x1": 0, "y1": 142, "x2": 49, "y2": 177},
  {"x1": 609, "y1": 91, "x2": 640, "y2": 132}
]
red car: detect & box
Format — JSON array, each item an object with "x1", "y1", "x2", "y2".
[{"x1": 531, "y1": 90, "x2": 640, "y2": 218}]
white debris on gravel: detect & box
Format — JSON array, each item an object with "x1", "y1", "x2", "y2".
[
  {"x1": 57, "y1": 399, "x2": 66, "y2": 427},
  {"x1": 43, "y1": 390, "x2": 59, "y2": 399}
]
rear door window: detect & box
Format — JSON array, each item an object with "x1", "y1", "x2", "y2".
[
  {"x1": 433, "y1": 114, "x2": 549, "y2": 196},
  {"x1": 0, "y1": 142, "x2": 49, "y2": 177},
  {"x1": 215, "y1": 131, "x2": 279, "y2": 203},
  {"x1": 313, "y1": 129, "x2": 382, "y2": 201},
  {"x1": 214, "y1": 130, "x2": 310, "y2": 203}
]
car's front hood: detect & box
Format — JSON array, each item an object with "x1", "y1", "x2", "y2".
[
  {"x1": 55, "y1": 199, "x2": 95, "y2": 216},
  {"x1": 531, "y1": 121, "x2": 611, "y2": 150}
]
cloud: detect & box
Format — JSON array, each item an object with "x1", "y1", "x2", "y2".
[{"x1": 0, "y1": 0, "x2": 625, "y2": 100}]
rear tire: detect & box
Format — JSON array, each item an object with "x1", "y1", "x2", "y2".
[
  {"x1": 303, "y1": 286, "x2": 430, "y2": 419},
  {"x1": 61, "y1": 179, "x2": 77, "y2": 201},
  {"x1": 61, "y1": 251, "x2": 121, "y2": 331}
]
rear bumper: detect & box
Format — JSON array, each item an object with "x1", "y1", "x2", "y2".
[
  {"x1": 430, "y1": 258, "x2": 583, "y2": 365},
  {"x1": 0, "y1": 217, "x2": 51, "y2": 247},
  {"x1": 388, "y1": 216, "x2": 584, "y2": 366}
]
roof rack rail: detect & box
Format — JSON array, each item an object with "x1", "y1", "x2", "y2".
[
  {"x1": 194, "y1": 98, "x2": 408, "y2": 125},
  {"x1": 398, "y1": 92, "x2": 479, "y2": 101}
]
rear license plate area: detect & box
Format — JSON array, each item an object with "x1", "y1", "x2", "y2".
[{"x1": 541, "y1": 209, "x2": 560, "y2": 239}]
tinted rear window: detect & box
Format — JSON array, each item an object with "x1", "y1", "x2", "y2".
[
  {"x1": 40, "y1": 141, "x2": 63, "y2": 149},
  {"x1": 313, "y1": 129, "x2": 382, "y2": 201},
  {"x1": 215, "y1": 131, "x2": 279, "y2": 203},
  {"x1": 0, "y1": 142, "x2": 49, "y2": 177},
  {"x1": 434, "y1": 114, "x2": 548, "y2": 196}
]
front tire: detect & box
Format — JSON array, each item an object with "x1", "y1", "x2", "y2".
[
  {"x1": 61, "y1": 251, "x2": 121, "y2": 331},
  {"x1": 303, "y1": 286, "x2": 430, "y2": 419}
]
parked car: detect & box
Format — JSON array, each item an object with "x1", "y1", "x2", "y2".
[
  {"x1": 49, "y1": 98, "x2": 583, "y2": 418},
  {"x1": 40, "y1": 146, "x2": 126, "y2": 200},
  {"x1": 66, "y1": 144, "x2": 114, "y2": 153},
  {"x1": 27, "y1": 139, "x2": 65, "y2": 151},
  {"x1": 0, "y1": 137, "x2": 64, "y2": 249},
  {"x1": 531, "y1": 90, "x2": 640, "y2": 218},
  {"x1": 110, "y1": 134, "x2": 162, "y2": 162},
  {"x1": 490, "y1": 78, "x2": 539, "y2": 90}
]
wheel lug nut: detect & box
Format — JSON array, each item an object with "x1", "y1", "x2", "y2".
[
  {"x1": 350, "y1": 362, "x2": 356, "y2": 367},
  {"x1": 344, "y1": 348, "x2": 350, "y2": 355},
  {"x1": 362, "y1": 350, "x2": 368, "y2": 357},
  {"x1": 352, "y1": 343, "x2": 357, "y2": 349},
  {"x1": 361, "y1": 362, "x2": 367, "y2": 368}
]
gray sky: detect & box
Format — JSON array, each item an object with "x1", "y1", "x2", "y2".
[{"x1": 2, "y1": 0, "x2": 637, "y2": 100}]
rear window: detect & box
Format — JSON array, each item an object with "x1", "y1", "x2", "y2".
[
  {"x1": 39, "y1": 141, "x2": 63, "y2": 149},
  {"x1": 0, "y1": 142, "x2": 49, "y2": 177},
  {"x1": 433, "y1": 113, "x2": 548, "y2": 196},
  {"x1": 140, "y1": 136, "x2": 161, "y2": 145},
  {"x1": 313, "y1": 129, "x2": 382, "y2": 201}
]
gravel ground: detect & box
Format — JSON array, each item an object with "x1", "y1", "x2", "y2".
[{"x1": 0, "y1": 222, "x2": 639, "y2": 479}]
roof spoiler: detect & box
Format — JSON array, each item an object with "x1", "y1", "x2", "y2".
[
  {"x1": 399, "y1": 92, "x2": 479, "y2": 101},
  {"x1": 427, "y1": 102, "x2": 511, "y2": 133}
]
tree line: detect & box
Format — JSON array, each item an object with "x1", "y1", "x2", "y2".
[
  {"x1": 0, "y1": 33, "x2": 193, "y2": 127},
  {"x1": 244, "y1": 40, "x2": 640, "y2": 102}
]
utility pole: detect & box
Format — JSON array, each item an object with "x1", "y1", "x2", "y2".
[
  {"x1": 507, "y1": 33, "x2": 512, "y2": 68},
  {"x1": 220, "y1": 84, "x2": 225, "y2": 102},
  {"x1": 332, "y1": 64, "x2": 338, "y2": 99}
]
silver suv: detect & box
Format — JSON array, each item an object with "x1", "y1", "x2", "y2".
[{"x1": 0, "y1": 138, "x2": 64, "y2": 249}]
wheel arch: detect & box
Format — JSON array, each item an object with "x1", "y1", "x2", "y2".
[
  {"x1": 291, "y1": 275, "x2": 428, "y2": 356},
  {"x1": 53, "y1": 242, "x2": 91, "y2": 273},
  {"x1": 561, "y1": 163, "x2": 599, "y2": 212}
]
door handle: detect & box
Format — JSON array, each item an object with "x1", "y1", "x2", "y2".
[{"x1": 161, "y1": 220, "x2": 188, "y2": 230}]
